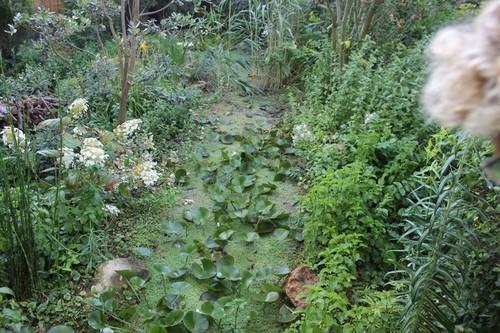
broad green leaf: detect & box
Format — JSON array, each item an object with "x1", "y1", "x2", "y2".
[
  {"x1": 170, "y1": 281, "x2": 192, "y2": 295},
  {"x1": 162, "y1": 221, "x2": 185, "y2": 237},
  {"x1": 200, "y1": 301, "x2": 214, "y2": 315},
  {"x1": 274, "y1": 265, "x2": 290, "y2": 276},
  {"x1": 279, "y1": 305, "x2": 297, "y2": 323},
  {"x1": 191, "y1": 259, "x2": 217, "y2": 280},
  {"x1": 183, "y1": 311, "x2": 209, "y2": 333},
  {"x1": 0, "y1": 287, "x2": 14, "y2": 296},
  {"x1": 147, "y1": 325, "x2": 167, "y2": 333},
  {"x1": 245, "y1": 232, "x2": 260, "y2": 243},
  {"x1": 133, "y1": 247, "x2": 152, "y2": 257},
  {"x1": 37, "y1": 149, "x2": 60, "y2": 158},
  {"x1": 220, "y1": 134, "x2": 235, "y2": 144},
  {"x1": 218, "y1": 230, "x2": 235, "y2": 240},
  {"x1": 185, "y1": 207, "x2": 209, "y2": 225},
  {"x1": 273, "y1": 228, "x2": 289, "y2": 240},
  {"x1": 87, "y1": 310, "x2": 105, "y2": 329},
  {"x1": 48, "y1": 326, "x2": 74, "y2": 333},
  {"x1": 264, "y1": 291, "x2": 280, "y2": 303},
  {"x1": 164, "y1": 309, "x2": 185, "y2": 327},
  {"x1": 169, "y1": 268, "x2": 188, "y2": 279}
]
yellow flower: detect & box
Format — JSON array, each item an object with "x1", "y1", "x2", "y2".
[{"x1": 139, "y1": 40, "x2": 149, "y2": 58}]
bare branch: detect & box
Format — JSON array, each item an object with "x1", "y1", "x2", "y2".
[{"x1": 139, "y1": 0, "x2": 175, "y2": 18}]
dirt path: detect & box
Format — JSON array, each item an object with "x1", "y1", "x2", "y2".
[{"x1": 144, "y1": 92, "x2": 302, "y2": 332}]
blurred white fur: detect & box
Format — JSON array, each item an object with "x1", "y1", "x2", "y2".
[{"x1": 423, "y1": 0, "x2": 500, "y2": 137}]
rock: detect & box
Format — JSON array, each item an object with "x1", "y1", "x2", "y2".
[
  {"x1": 284, "y1": 265, "x2": 318, "y2": 307},
  {"x1": 93, "y1": 258, "x2": 148, "y2": 292}
]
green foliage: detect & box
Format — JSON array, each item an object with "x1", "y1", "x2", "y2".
[
  {"x1": 391, "y1": 131, "x2": 500, "y2": 332},
  {"x1": 302, "y1": 163, "x2": 387, "y2": 264},
  {"x1": 0, "y1": 135, "x2": 38, "y2": 300}
]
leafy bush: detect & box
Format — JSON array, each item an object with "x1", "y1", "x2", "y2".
[
  {"x1": 392, "y1": 131, "x2": 500, "y2": 332},
  {"x1": 142, "y1": 102, "x2": 194, "y2": 153}
]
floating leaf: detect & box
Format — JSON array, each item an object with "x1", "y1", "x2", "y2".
[
  {"x1": 164, "y1": 309, "x2": 185, "y2": 327},
  {"x1": 185, "y1": 207, "x2": 209, "y2": 225},
  {"x1": 218, "y1": 229, "x2": 235, "y2": 240},
  {"x1": 220, "y1": 134, "x2": 235, "y2": 145},
  {"x1": 200, "y1": 301, "x2": 214, "y2": 315},
  {"x1": 245, "y1": 232, "x2": 260, "y2": 243},
  {"x1": 264, "y1": 291, "x2": 280, "y2": 303},
  {"x1": 233, "y1": 209, "x2": 249, "y2": 219},
  {"x1": 279, "y1": 305, "x2": 297, "y2": 323},
  {"x1": 48, "y1": 326, "x2": 74, "y2": 333},
  {"x1": 273, "y1": 228, "x2": 289, "y2": 240},
  {"x1": 159, "y1": 294, "x2": 183, "y2": 310},
  {"x1": 169, "y1": 268, "x2": 188, "y2": 279},
  {"x1": 274, "y1": 265, "x2": 291, "y2": 276},
  {"x1": 147, "y1": 325, "x2": 167, "y2": 333},
  {"x1": 133, "y1": 247, "x2": 152, "y2": 257},
  {"x1": 87, "y1": 310, "x2": 105, "y2": 329},
  {"x1": 183, "y1": 311, "x2": 209, "y2": 333},
  {"x1": 162, "y1": 221, "x2": 185, "y2": 237},
  {"x1": 169, "y1": 281, "x2": 192, "y2": 295},
  {"x1": 191, "y1": 259, "x2": 217, "y2": 280}
]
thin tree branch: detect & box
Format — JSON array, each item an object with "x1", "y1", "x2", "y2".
[{"x1": 140, "y1": 0, "x2": 175, "y2": 18}]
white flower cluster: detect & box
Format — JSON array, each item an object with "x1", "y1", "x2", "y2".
[
  {"x1": 79, "y1": 138, "x2": 108, "y2": 168},
  {"x1": 133, "y1": 160, "x2": 160, "y2": 187},
  {"x1": 292, "y1": 123, "x2": 315, "y2": 145},
  {"x1": 1, "y1": 126, "x2": 27, "y2": 150},
  {"x1": 113, "y1": 119, "x2": 142, "y2": 140},
  {"x1": 104, "y1": 204, "x2": 120, "y2": 216},
  {"x1": 62, "y1": 147, "x2": 77, "y2": 168},
  {"x1": 68, "y1": 98, "x2": 88, "y2": 119}
]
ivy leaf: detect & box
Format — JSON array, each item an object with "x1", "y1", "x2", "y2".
[{"x1": 183, "y1": 311, "x2": 209, "y2": 333}]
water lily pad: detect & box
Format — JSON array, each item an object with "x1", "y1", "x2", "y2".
[
  {"x1": 273, "y1": 228, "x2": 289, "y2": 240},
  {"x1": 279, "y1": 305, "x2": 297, "y2": 323},
  {"x1": 245, "y1": 232, "x2": 260, "y2": 243},
  {"x1": 183, "y1": 311, "x2": 209, "y2": 333},
  {"x1": 191, "y1": 259, "x2": 217, "y2": 280},
  {"x1": 48, "y1": 326, "x2": 74, "y2": 333},
  {"x1": 264, "y1": 291, "x2": 280, "y2": 303},
  {"x1": 133, "y1": 247, "x2": 152, "y2": 257}
]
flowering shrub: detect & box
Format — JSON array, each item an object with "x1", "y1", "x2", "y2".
[
  {"x1": 292, "y1": 123, "x2": 315, "y2": 146},
  {"x1": 1, "y1": 126, "x2": 27, "y2": 151}
]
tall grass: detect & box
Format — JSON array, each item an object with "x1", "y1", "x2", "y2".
[{"x1": 0, "y1": 124, "x2": 38, "y2": 299}]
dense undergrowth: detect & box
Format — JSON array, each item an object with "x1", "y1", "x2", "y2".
[{"x1": 0, "y1": 0, "x2": 499, "y2": 332}]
